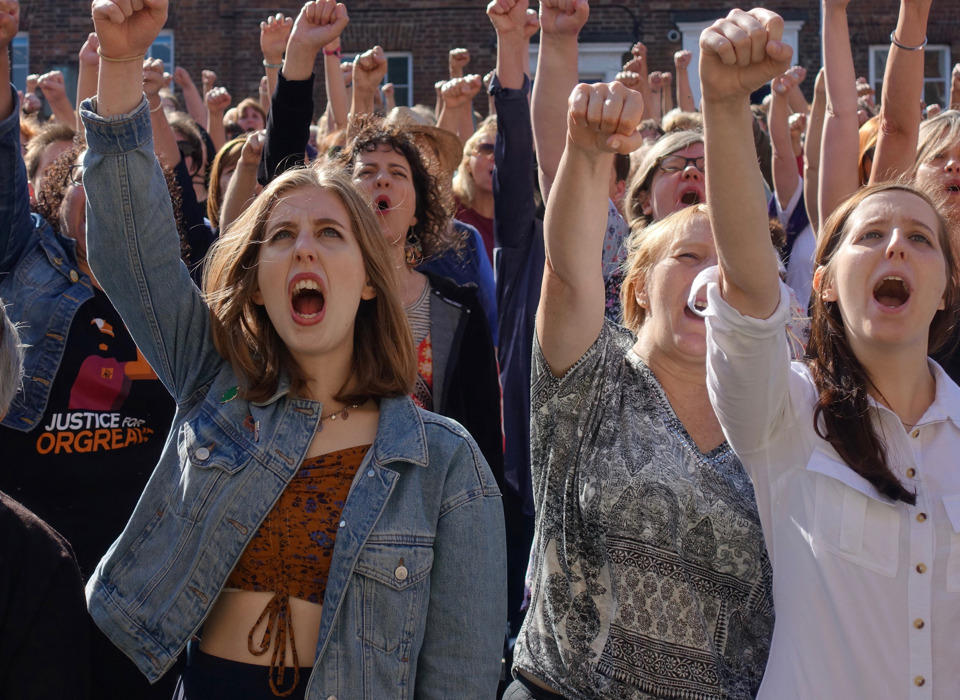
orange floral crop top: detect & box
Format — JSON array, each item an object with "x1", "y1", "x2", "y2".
[{"x1": 224, "y1": 444, "x2": 370, "y2": 696}]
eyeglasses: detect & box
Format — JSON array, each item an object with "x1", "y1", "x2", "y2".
[
  {"x1": 472, "y1": 143, "x2": 495, "y2": 159},
  {"x1": 656, "y1": 154, "x2": 705, "y2": 173},
  {"x1": 68, "y1": 164, "x2": 84, "y2": 187}
]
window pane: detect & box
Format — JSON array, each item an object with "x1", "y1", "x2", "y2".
[
  {"x1": 148, "y1": 34, "x2": 174, "y2": 74},
  {"x1": 11, "y1": 34, "x2": 28, "y2": 92}
]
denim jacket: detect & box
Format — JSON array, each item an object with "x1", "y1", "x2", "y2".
[
  {"x1": 0, "y1": 87, "x2": 95, "y2": 432},
  {"x1": 80, "y1": 98, "x2": 507, "y2": 699}
]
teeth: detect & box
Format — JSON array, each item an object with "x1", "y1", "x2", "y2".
[{"x1": 293, "y1": 279, "x2": 320, "y2": 294}]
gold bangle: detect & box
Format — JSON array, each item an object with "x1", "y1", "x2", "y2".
[{"x1": 97, "y1": 47, "x2": 146, "y2": 63}]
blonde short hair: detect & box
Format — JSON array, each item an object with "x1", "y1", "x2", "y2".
[{"x1": 620, "y1": 204, "x2": 710, "y2": 333}]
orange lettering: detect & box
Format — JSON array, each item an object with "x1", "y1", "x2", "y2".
[
  {"x1": 74, "y1": 430, "x2": 93, "y2": 453},
  {"x1": 93, "y1": 429, "x2": 111, "y2": 451},
  {"x1": 111, "y1": 428, "x2": 124, "y2": 449},
  {"x1": 36, "y1": 433, "x2": 55, "y2": 455},
  {"x1": 55, "y1": 431, "x2": 74, "y2": 454}
]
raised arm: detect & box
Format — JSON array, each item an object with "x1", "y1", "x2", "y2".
[
  {"x1": 674, "y1": 50, "x2": 696, "y2": 112},
  {"x1": 260, "y1": 0, "x2": 346, "y2": 182},
  {"x1": 0, "y1": 0, "x2": 34, "y2": 273},
  {"x1": 618, "y1": 45, "x2": 655, "y2": 125},
  {"x1": 220, "y1": 131, "x2": 263, "y2": 232},
  {"x1": 536, "y1": 81, "x2": 643, "y2": 375},
  {"x1": 437, "y1": 75, "x2": 481, "y2": 142},
  {"x1": 769, "y1": 71, "x2": 801, "y2": 209},
  {"x1": 38, "y1": 71, "x2": 78, "y2": 127},
  {"x1": 700, "y1": 8, "x2": 791, "y2": 319},
  {"x1": 76, "y1": 33, "x2": 100, "y2": 129},
  {"x1": 204, "y1": 85, "x2": 230, "y2": 152},
  {"x1": 321, "y1": 36, "x2": 348, "y2": 131},
  {"x1": 488, "y1": 0, "x2": 536, "y2": 247},
  {"x1": 660, "y1": 71, "x2": 674, "y2": 115},
  {"x1": 260, "y1": 13, "x2": 293, "y2": 106},
  {"x1": 143, "y1": 58, "x2": 181, "y2": 170},
  {"x1": 818, "y1": 0, "x2": 860, "y2": 228},
  {"x1": 803, "y1": 68, "x2": 826, "y2": 234},
  {"x1": 870, "y1": 0, "x2": 931, "y2": 182},
  {"x1": 173, "y1": 65, "x2": 206, "y2": 128},
  {"x1": 349, "y1": 45, "x2": 386, "y2": 124},
  {"x1": 531, "y1": 0, "x2": 590, "y2": 200},
  {"x1": 87, "y1": 0, "x2": 221, "y2": 398}
]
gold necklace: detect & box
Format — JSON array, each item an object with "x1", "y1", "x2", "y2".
[{"x1": 316, "y1": 402, "x2": 363, "y2": 433}]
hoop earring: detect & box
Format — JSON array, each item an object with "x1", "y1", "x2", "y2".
[{"x1": 404, "y1": 228, "x2": 424, "y2": 267}]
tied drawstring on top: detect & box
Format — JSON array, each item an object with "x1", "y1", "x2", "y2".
[{"x1": 248, "y1": 587, "x2": 300, "y2": 697}]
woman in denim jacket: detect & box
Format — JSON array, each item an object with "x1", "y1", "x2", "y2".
[{"x1": 81, "y1": 2, "x2": 506, "y2": 698}]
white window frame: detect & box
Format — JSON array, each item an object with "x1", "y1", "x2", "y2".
[
  {"x1": 676, "y1": 18, "x2": 805, "y2": 108},
  {"x1": 868, "y1": 44, "x2": 951, "y2": 109},
  {"x1": 12, "y1": 32, "x2": 29, "y2": 92},
  {"x1": 529, "y1": 42, "x2": 627, "y2": 83},
  {"x1": 384, "y1": 51, "x2": 413, "y2": 108},
  {"x1": 147, "y1": 30, "x2": 175, "y2": 74}
]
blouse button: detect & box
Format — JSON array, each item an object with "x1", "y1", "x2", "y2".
[
  {"x1": 911, "y1": 429, "x2": 920, "y2": 438},
  {"x1": 339, "y1": 520, "x2": 346, "y2": 528},
  {"x1": 395, "y1": 565, "x2": 409, "y2": 581},
  {"x1": 69, "y1": 269, "x2": 79, "y2": 283},
  {"x1": 367, "y1": 469, "x2": 375, "y2": 477},
  {"x1": 915, "y1": 676, "x2": 926, "y2": 687},
  {"x1": 906, "y1": 468, "x2": 916, "y2": 478},
  {"x1": 194, "y1": 447, "x2": 210, "y2": 461},
  {"x1": 916, "y1": 563, "x2": 927, "y2": 574},
  {"x1": 916, "y1": 512, "x2": 927, "y2": 523},
  {"x1": 913, "y1": 618, "x2": 925, "y2": 629}
]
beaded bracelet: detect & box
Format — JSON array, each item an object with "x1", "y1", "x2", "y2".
[
  {"x1": 890, "y1": 31, "x2": 927, "y2": 51},
  {"x1": 323, "y1": 46, "x2": 342, "y2": 57},
  {"x1": 262, "y1": 59, "x2": 284, "y2": 69}
]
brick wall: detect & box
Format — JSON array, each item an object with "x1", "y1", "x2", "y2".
[{"x1": 15, "y1": 1, "x2": 960, "y2": 119}]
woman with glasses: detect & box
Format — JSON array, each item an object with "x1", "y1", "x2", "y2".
[
  {"x1": 623, "y1": 129, "x2": 705, "y2": 230},
  {"x1": 452, "y1": 117, "x2": 497, "y2": 263}
]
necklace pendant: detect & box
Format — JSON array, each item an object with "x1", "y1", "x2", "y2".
[{"x1": 316, "y1": 420, "x2": 324, "y2": 433}]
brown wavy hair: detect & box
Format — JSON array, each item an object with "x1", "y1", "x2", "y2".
[
  {"x1": 202, "y1": 163, "x2": 416, "y2": 404},
  {"x1": 807, "y1": 181, "x2": 959, "y2": 504}
]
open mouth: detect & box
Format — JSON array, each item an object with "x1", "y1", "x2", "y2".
[
  {"x1": 375, "y1": 194, "x2": 391, "y2": 211},
  {"x1": 291, "y1": 278, "x2": 325, "y2": 319},
  {"x1": 679, "y1": 190, "x2": 703, "y2": 206},
  {"x1": 947, "y1": 183, "x2": 960, "y2": 194},
  {"x1": 873, "y1": 276, "x2": 910, "y2": 309}
]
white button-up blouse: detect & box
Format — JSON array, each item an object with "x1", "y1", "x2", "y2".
[{"x1": 697, "y1": 270, "x2": 960, "y2": 700}]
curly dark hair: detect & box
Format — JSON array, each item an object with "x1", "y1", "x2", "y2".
[
  {"x1": 339, "y1": 119, "x2": 461, "y2": 261},
  {"x1": 36, "y1": 138, "x2": 189, "y2": 262}
]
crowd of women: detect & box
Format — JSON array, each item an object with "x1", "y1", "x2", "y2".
[{"x1": 1, "y1": 0, "x2": 959, "y2": 697}]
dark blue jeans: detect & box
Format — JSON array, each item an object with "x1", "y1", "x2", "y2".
[{"x1": 172, "y1": 640, "x2": 307, "y2": 700}]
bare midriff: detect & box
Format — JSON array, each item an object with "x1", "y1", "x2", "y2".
[{"x1": 199, "y1": 589, "x2": 322, "y2": 668}]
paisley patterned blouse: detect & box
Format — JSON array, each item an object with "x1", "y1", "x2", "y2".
[{"x1": 514, "y1": 321, "x2": 773, "y2": 700}]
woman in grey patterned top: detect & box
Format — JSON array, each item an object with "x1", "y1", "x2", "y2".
[{"x1": 507, "y1": 79, "x2": 773, "y2": 700}]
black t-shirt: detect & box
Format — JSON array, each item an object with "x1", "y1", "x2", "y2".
[{"x1": 0, "y1": 288, "x2": 174, "y2": 577}]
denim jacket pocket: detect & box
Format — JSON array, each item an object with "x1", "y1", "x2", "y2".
[
  {"x1": 807, "y1": 447, "x2": 901, "y2": 577},
  {"x1": 941, "y1": 495, "x2": 960, "y2": 592},
  {"x1": 175, "y1": 412, "x2": 252, "y2": 521},
  {"x1": 354, "y1": 541, "x2": 434, "y2": 653}
]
